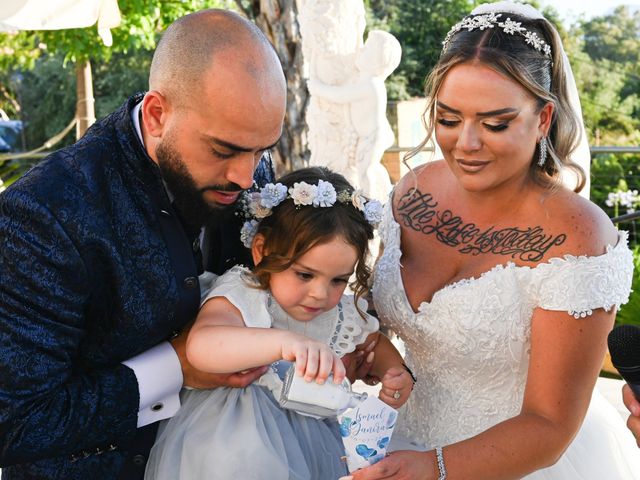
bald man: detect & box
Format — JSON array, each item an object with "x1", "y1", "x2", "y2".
[{"x1": 0, "y1": 10, "x2": 286, "y2": 480}]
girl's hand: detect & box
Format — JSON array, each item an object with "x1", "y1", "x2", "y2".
[
  {"x1": 378, "y1": 366, "x2": 413, "y2": 408},
  {"x1": 282, "y1": 334, "x2": 346, "y2": 385}
]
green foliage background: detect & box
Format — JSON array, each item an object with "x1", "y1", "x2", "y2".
[
  {"x1": 0, "y1": 0, "x2": 639, "y2": 325},
  {"x1": 0, "y1": 0, "x2": 235, "y2": 184}
]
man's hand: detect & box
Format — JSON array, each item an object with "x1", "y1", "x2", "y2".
[
  {"x1": 622, "y1": 383, "x2": 640, "y2": 447},
  {"x1": 170, "y1": 327, "x2": 268, "y2": 389}
]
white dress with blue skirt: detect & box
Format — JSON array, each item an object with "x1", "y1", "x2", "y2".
[{"x1": 144, "y1": 266, "x2": 378, "y2": 480}]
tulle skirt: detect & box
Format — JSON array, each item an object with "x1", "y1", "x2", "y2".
[
  {"x1": 145, "y1": 385, "x2": 348, "y2": 480},
  {"x1": 524, "y1": 390, "x2": 640, "y2": 479},
  {"x1": 390, "y1": 389, "x2": 640, "y2": 479}
]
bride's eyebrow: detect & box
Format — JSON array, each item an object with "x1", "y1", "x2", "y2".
[{"x1": 437, "y1": 101, "x2": 519, "y2": 117}]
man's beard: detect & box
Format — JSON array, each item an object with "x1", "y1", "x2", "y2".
[{"x1": 156, "y1": 139, "x2": 240, "y2": 232}]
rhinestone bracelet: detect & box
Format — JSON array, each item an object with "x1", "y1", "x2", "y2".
[{"x1": 435, "y1": 446, "x2": 447, "y2": 480}]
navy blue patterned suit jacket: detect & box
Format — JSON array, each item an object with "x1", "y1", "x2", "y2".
[{"x1": 0, "y1": 94, "x2": 273, "y2": 479}]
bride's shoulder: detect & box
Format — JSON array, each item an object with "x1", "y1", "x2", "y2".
[
  {"x1": 539, "y1": 188, "x2": 620, "y2": 258},
  {"x1": 392, "y1": 160, "x2": 446, "y2": 204}
]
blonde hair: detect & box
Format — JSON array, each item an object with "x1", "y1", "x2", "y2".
[{"x1": 406, "y1": 13, "x2": 585, "y2": 192}]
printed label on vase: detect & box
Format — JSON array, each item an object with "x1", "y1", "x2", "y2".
[{"x1": 338, "y1": 396, "x2": 398, "y2": 472}]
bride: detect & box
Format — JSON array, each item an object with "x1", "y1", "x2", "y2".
[{"x1": 351, "y1": 2, "x2": 640, "y2": 479}]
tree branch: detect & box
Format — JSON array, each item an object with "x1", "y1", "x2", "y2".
[{"x1": 233, "y1": 0, "x2": 259, "y2": 20}]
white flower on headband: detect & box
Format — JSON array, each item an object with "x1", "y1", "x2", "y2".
[
  {"x1": 442, "y1": 12, "x2": 552, "y2": 59},
  {"x1": 524, "y1": 31, "x2": 542, "y2": 49},
  {"x1": 351, "y1": 189, "x2": 367, "y2": 211},
  {"x1": 247, "y1": 192, "x2": 272, "y2": 219},
  {"x1": 240, "y1": 219, "x2": 259, "y2": 248},
  {"x1": 501, "y1": 18, "x2": 523, "y2": 35},
  {"x1": 363, "y1": 200, "x2": 383, "y2": 227},
  {"x1": 474, "y1": 13, "x2": 498, "y2": 31},
  {"x1": 289, "y1": 182, "x2": 317, "y2": 206},
  {"x1": 259, "y1": 183, "x2": 288, "y2": 209},
  {"x1": 313, "y1": 180, "x2": 337, "y2": 207},
  {"x1": 236, "y1": 179, "x2": 383, "y2": 248}
]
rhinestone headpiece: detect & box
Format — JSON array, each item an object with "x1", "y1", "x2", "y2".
[
  {"x1": 237, "y1": 181, "x2": 383, "y2": 248},
  {"x1": 442, "y1": 12, "x2": 552, "y2": 58}
]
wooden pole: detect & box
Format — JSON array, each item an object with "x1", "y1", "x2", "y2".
[{"x1": 75, "y1": 60, "x2": 96, "y2": 140}]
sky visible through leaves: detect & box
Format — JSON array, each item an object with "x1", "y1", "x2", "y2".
[{"x1": 543, "y1": 0, "x2": 640, "y2": 24}]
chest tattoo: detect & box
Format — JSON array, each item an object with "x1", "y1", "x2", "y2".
[{"x1": 397, "y1": 189, "x2": 567, "y2": 262}]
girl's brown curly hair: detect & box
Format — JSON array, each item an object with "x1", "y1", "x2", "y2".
[{"x1": 251, "y1": 167, "x2": 375, "y2": 312}]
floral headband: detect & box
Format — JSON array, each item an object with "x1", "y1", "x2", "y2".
[
  {"x1": 442, "y1": 12, "x2": 552, "y2": 58},
  {"x1": 237, "y1": 180, "x2": 384, "y2": 248}
]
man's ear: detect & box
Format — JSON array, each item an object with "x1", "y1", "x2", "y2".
[
  {"x1": 251, "y1": 234, "x2": 266, "y2": 266},
  {"x1": 141, "y1": 90, "x2": 169, "y2": 138}
]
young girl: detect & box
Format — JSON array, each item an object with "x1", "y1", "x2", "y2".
[{"x1": 145, "y1": 167, "x2": 415, "y2": 480}]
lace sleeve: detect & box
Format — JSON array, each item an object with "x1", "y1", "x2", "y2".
[
  {"x1": 378, "y1": 200, "x2": 396, "y2": 247},
  {"x1": 200, "y1": 265, "x2": 272, "y2": 328},
  {"x1": 534, "y1": 231, "x2": 634, "y2": 318},
  {"x1": 330, "y1": 296, "x2": 379, "y2": 357}
]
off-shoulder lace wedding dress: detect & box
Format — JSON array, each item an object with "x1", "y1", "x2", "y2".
[{"x1": 372, "y1": 202, "x2": 640, "y2": 479}]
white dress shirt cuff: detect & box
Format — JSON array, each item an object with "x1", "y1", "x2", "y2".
[{"x1": 122, "y1": 341, "x2": 183, "y2": 427}]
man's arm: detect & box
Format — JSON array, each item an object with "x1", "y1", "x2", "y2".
[
  {"x1": 169, "y1": 326, "x2": 268, "y2": 389},
  {"x1": 122, "y1": 338, "x2": 268, "y2": 427},
  {"x1": 0, "y1": 191, "x2": 139, "y2": 465}
]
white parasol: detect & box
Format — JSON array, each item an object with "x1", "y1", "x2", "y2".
[{"x1": 0, "y1": 0, "x2": 121, "y2": 45}]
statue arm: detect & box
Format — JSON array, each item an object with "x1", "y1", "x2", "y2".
[{"x1": 307, "y1": 78, "x2": 373, "y2": 104}]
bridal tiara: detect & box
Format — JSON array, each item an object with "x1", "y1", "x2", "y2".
[
  {"x1": 442, "y1": 12, "x2": 552, "y2": 58},
  {"x1": 237, "y1": 181, "x2": 383, "y2": 248}
]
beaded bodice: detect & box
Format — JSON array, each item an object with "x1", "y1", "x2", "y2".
[{"x1": 372, "y1": 202, "x2": 633, "y2": 448}]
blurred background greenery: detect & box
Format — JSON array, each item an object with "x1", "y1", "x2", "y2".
[{"x1": 0, "y1": 0, "x2": 638, "y2": 327}]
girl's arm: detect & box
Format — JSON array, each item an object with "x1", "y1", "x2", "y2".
[
  {"x1": 364, "y1": 333, "x2": 401, "y2": 377},
  {"x1": 186, "y1": 297, "x2": 345, "y2": 384}
]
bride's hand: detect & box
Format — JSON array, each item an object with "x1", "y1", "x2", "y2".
[
  {"x1": 378, "y1": 366, "x2": 413, "y2": 408},
  {"x1": 347, "y1": 450, "x2": 437, "y2": 479}
]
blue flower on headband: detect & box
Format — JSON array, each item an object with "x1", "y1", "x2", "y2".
[
  {"x1": 363, "y1": 200, "x2": 383, "y2": 227},
  {"x1": 236, "y1": 179, "x2": 383, "y2": 248},
  {"x1": 260, "y1": 183, "x2": 288, "y2": 209},
  {"x1": 313, "y1": 180, "x2": 337, "y2": 207},
  {"x1": 240, "y1": 219, "x2": 259, "y2": 248}
]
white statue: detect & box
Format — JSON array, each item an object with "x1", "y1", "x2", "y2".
[
  {"x1": 308, "y1": 30, "x2": 401, "y2": 201},
  {"x1": 297, "y1": 0, "x2": 364, "y2": 183},
  {"x1": 296, "y1": 0, "x2": 365, "y2": 84},
  {"x1": 297, "y1": 0, "x2": 401, "y2": 201}
]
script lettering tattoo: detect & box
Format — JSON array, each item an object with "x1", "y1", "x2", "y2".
[{"x1": 397, "y1": 189, "x2": 566, "y2": 262}]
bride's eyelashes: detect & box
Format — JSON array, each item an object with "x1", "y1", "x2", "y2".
[
  {"x1": 436, "y1": 117, "x2": 510, "y2": 132},
  {"x1": 436, "y1": 118, "x2": 459, "y2": 127},
  {"x1": 484, "y1": 122, "x2": 509, "y2": 132}
]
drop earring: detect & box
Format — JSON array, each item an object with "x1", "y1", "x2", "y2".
[{"x1": 538, "y1": 137, "x2": 548, "y2": 167}]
